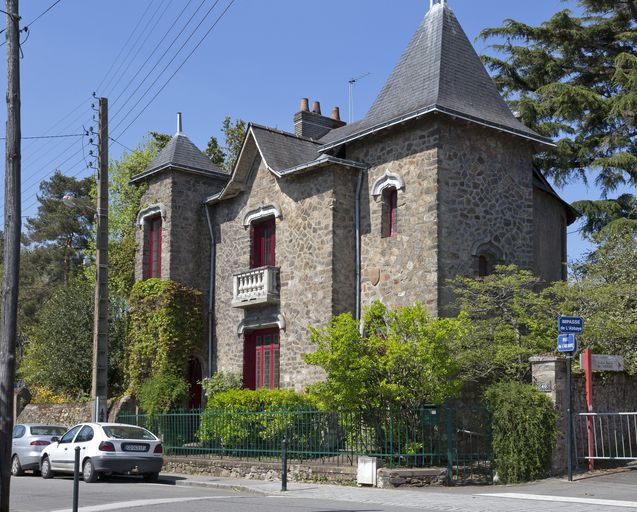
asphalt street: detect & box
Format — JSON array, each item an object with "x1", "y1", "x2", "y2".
[{"x1": 9, "y1": 467, "x2": 637, "y2": 512}]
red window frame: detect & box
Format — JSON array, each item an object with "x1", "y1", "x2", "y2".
[
  {"x1": 148, "y1": 216, "x2": 162, "y2": 278},
  {"x1": 251, "y1": 217, "x2": 276, "y2": 268},
  {"x1": 388, "y1": 188, "x2": 397, "y2": 237},
  {"x1": 243, "y1": 328, "x2": 280, "y2": 390}
]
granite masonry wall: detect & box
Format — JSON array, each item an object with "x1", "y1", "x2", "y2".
[
  {"x1": 348, "y1": 120, "x2": 440, "y2": 315},
  {"x1": 211, "y1": 148, "x2": 340, "y2": 390},
  {"x1": 437, "y1": 119, "x2": 536, "y2": 309}
]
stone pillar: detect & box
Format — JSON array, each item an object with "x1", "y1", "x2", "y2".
[{"x1": 530, "y1": 355, "x2": 568, "y2": 475}]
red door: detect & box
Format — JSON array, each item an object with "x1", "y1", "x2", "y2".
[
  {"x1": 243, "y1": 329, "x2": 280, "y2": 390},
  {"x1": 251, "y1": 218, "x2": 275, "y2": 268}
]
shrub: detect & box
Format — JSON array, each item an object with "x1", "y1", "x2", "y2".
[
  {"x1": 138, "y1": 372, "x2": 190, "y2": 416},
  {"x1": 201, "y1": 372, "x2": 243, "y2": 399},
  {"x1": 198, "y1": 389, "x2": 336, "y2": 456},
  {"x1": 485, "y1": 381, "x2": 558, "y2": 483}
]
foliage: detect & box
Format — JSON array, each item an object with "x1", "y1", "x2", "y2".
[
  {"x1": 29, "y1": 386, "x2": 74, "y2": 405},
  {"x1": 305, "y1": 302, "x2": 463, "y2": 423},
  {"x1": 448, "y1": 265, "x2": 556, "y2": 384},
  {"x1": 19, "y1": 275, "x2": 127, "y2": 398},
  {"x1": 549, "y1": 226, "x2": 637, "y2": 371},
  {"x1": 199, "y1": 388, "x2": 322, "y2": 450},
  {"x1": 479, "y1": 0, "x2": 637, "y2": 236},
  {"x1": 205, "y1": 116, "x2": 246, "y2": 171},
  {"x1": 127, "y1": 279, "x2": 204, "y2": 399},
  {"x1": 485, "y1": 381, "x2": 558, "y2": 483},
  {"x1": 137, "y1": 372, "x2": 190, "y2": 416},
  {"x1": 201, "y1": 372, "x2": 243, "y2": 400}
]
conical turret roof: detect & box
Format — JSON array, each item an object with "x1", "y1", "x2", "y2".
[
  {"x1": 320, "y1": 2, "x2": 551, "y2": 149},
  {"x1": 144, "y1": 134, "x2": 224, "y2": 175}
]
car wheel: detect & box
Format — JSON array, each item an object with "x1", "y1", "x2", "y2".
[
  {"x1": 82, "y1": 458, "x2": 98, "y2": 483},
  {"x1": 41, "y1": 457, "x2": 54, "y2": 479},
  {"x1": 11, "y1": 455, "x2": 24, "y2": 477},
  {"x1": 142, "y1": 472, "x2": 159, "y2": 483}
]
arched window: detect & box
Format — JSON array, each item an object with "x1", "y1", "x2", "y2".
[
  {"x1": 471, "y1": 239, "x2": 505, "y2": 278},
  {"x1": 382, "y1": 187, "x2": 398, "y2": 238}
]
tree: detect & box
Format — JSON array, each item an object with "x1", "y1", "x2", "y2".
[
  {"x1": 19, "y1": 275, "x2": 127, "y2": 399},
  {"x1": 480, "y1": 0, "x2": 637, "y2": 236},
  {"x1": 448, "y1": 265, "x2": 556, "y2": 384},
  {"x1": 306, "y1": 301, "x2": 463, "y2": 414},
  {"x1": 205, "y1": 116, "x2": 246, "y2": 172}
]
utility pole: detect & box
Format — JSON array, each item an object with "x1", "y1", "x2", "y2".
[
  {"x1": 0, "y1": 0, "x2": 21, "y2": 510},
  {"x1": 92, "y1": 97, "x2": 108, "y2": 422}
]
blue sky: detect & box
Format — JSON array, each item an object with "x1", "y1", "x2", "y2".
[{"x1": 0, "y1": 0, "x2": 612, "y2": 262}]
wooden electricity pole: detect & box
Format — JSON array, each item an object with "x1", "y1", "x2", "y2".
[{"x1": 0, "y1": 0, "x2": 21, "y2": 509}]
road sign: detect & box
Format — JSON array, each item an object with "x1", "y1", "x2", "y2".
[
  {"x1": 579, "y1": 354, "x2": 625, "y2": 372},
  {"x1": 558, "y1": 316, "x2": 584, "y2": 333},
  {"x1": 557, "y1": 333, "x2": 577, "y2": 352}
]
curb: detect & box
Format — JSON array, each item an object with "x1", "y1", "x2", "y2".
[{"x1": 165, "y1": 477, "x2": 276, "y2": 497}]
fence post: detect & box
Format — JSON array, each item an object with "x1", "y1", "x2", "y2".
[
  {"x1": 72, "y1": 446, "x2": 80, "y2": 512},
  {"x1": 281, "y1": 437, "x2": 288, "y2": 491},
  {"x1": 445, "y1": 402, "x2": 454, "y2": 486}
]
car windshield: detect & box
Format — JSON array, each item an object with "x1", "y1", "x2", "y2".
[
  {"x1": 30, "y1": 426, "x2": 67, "y2": 436},
  {"x1": 102, "y1": 426, "x2": 156, "y2": 440}
]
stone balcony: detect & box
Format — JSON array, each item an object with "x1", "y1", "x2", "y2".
[{"x1": 231, "y1": 266, "x2": 280, "y2": 308}]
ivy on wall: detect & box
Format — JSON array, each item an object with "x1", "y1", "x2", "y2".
[{"x1": 127, "y1": 279, "x2": 204, "y2": 398}]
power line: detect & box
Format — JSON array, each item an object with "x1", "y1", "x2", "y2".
[
  {"x1": 109, "y1": 137, "x2": 133, "y2": 152},
  {"x1": 0, "y1": 133, "x2": 83, "y2": 140},
  {"x1": 113, "y1": 0, "x2": 237, "y2": 138},
  {"x1": 24, "y1": 0, "x2": 63, "y2": 28}
]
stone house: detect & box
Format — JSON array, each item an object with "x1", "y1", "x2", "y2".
[{"x1": 132, "y1": 0, "x2": 576, "y2": 403}]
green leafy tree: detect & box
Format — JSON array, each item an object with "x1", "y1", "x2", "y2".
[
  {"x1": 306, "y1": 301, "x2": 464, "y2": 415},
  {"x1": 205, "y1": 116, "x2": 246, "y2": 172},
  {"x1": 479, "y1": 0, "x2": 637, "y2": 236},
  {"x1": 19, "y1": 275, "x2": 127, "y2": 399},
  {"x1": 448, "y1": 265, "x2": 556, "y2": 384}
]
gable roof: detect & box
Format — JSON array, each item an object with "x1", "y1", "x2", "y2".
[
  {"x1": 320, "y1": 2, "x2": 552, "y2": 151},
  {"x1": 131, "y1": 133, "x2": 228, "y2": 183}
]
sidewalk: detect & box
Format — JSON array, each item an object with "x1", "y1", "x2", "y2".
[{"x1": 161, "y1": 466, "x2": 637, "y2": 510}]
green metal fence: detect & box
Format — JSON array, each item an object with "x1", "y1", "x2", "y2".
[{"x1": 118, "y1": 404, "x2": 491, "y2": 482}]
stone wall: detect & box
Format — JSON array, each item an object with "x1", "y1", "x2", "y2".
[
  {"x1": 17, "y1": 403, "x2": 92, "y2": 428},
  {"x1": 437, "y1": 120, "x2": 535, "y2": 309},
  {"x1": 531, "y1": 355, "x2": 637, "y2": 474},
  {"x1": 533, "y1": 188, "x2": 567, "y2": 283},
  {"x1": 348, "y1": 120, "x2": 440, "y2": 315}
]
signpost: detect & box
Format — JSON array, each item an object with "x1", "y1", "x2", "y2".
[{"x1": 557, "y1": 316, "x2": 582, "y2": 482}]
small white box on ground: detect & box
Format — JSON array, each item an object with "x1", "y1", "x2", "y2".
[{"x1": 357, "y1": 456, "x2": 377, "y2": 486}]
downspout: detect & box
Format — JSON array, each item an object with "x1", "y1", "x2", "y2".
[
  {"x1": 355, "y1": 169, "x2": 364, "y2": 322},
  {"x1": 204, "y1": 203, "x2": 216, "y2": 378}
]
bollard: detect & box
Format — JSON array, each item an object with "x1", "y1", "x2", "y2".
[
  {"x1": 73, "y1": 446, "x2": 80, "y2": 512},
  {"x1": 281, "y1": 437, "x2": 288, "y2": 492}
]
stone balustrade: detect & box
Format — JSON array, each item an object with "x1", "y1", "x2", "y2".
[{"x1": 232, "y1": 266, "x2": 280, "y2": 308}]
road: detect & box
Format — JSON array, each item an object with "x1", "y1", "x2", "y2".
[{"x1": 10, "y1": 469, "x2": 637, "y2": 511}]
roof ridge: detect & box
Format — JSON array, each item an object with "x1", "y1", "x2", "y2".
[{"x1": 250, "y1": 123, "x2": 322, "y2": 146}]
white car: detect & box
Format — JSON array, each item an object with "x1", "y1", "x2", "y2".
[{"x1": 39, "y1": 423, "x2": 163, "y2": 483}]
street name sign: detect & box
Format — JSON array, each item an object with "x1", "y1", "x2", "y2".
[
  {"x1": 558, "y1": 316, "x2": 584, "y2": 333},
  {"x1": 557, "y1": 333, "x2": 577, "y2": 353},
  {"x1": 580, "y1": 354, "x2": 625, "y2": 372}
]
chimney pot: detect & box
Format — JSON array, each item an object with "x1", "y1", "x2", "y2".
[
  {"x1": 300, "y1": 98, "x2": 309, "y2": 112},
  {"x1": 311, "y1": 101, "x2": 322, "y2": 115},
  {"x1": 331, "y1": 106, "x2": 341, "y2": 121},
  {"x1": 176, "y1": 112, "x2": 183, "y2": 135}
]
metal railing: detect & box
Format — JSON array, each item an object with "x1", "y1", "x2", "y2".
[
  {"x1": 575, "y1": 412, "x2": 637, "y2": 461},
  {"x1": 118, "y1": 405, "x2": 492, "y2": 480}
]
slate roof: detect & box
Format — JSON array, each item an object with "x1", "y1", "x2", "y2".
[
  {"x1": 138, "y1": 133, "x2": 225, "y2": 178},
  {"x1": 250, "y1": 124, "x2": 321, "y2": 173},
  {"x1": 320, "y1": 3, "x2": 551, "y2": 149}
]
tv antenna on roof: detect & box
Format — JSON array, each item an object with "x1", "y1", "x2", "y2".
[{"x1": 348, "y1": 72, "x2": 370, "y2": 123}]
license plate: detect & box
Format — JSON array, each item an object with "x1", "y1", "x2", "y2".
[{"x1": 122, "y1": 443, "x2": 149, "y2": 452}]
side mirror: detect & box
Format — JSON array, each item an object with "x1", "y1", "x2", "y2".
[{"x1": 50, "y1": 436, "x2": 59, "y2": 443}]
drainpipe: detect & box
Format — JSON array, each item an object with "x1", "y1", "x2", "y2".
[
  {"x1": 355, "y1": 169, "x2": 364, "y2": 322},
  {"x1": 204, "y1": 204, "x2": 216, "y2": 378}
]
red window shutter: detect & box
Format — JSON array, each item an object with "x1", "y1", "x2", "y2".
[
  {"x1": 388, "y1": 189, "x2": 397, "y2": 237},
  {"x1": 243, "y1": 334, "x2": 256, "y2": 390},
  {"x1": 251, "y1": 218, "x2": 276, "y2": 268}
]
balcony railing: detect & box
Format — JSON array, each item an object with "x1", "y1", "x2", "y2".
[{"x1": 232, "y1": 266, "x2": 280, "y2": 308}]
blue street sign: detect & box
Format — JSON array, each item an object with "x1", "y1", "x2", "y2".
[
  {"x1": 557, "y1": 333, "x2": 577, "y2": 353},
  {"x1": 558, "y1": 316, "x2": 584, "y2": 334}
]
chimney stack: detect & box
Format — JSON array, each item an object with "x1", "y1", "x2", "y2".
[{"x1": 294, "y1": 98, "x2": 346, "y2": 139}]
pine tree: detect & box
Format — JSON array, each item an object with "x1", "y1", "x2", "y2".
[{"x1": 480, "y1": 0, "x2": 637, "y2": 236}]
